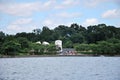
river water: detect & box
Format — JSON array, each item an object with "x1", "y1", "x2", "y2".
[{"x1": 0, "y1": 57, "x2": 120, "y2": 80}]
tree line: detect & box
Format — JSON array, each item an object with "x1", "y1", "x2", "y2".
[{"x1": 0, "y1": 23, "x2": 120, "y2": 56}]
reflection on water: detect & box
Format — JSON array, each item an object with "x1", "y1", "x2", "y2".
[{"x1": 0, "y1": 57, "x2": 120, "y2": 80}]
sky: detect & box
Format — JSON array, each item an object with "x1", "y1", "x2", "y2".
[{"x1": 0, "y1": 0, "x2": 120, "y2": 34}]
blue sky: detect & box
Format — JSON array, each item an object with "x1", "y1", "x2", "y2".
[{"x1": 0, "y1": 0, "x2": 120, "y2": 34}]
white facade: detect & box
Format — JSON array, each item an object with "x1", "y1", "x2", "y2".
[{"x1": 55, "y1": 40, "x2": 62, "y2": 52}]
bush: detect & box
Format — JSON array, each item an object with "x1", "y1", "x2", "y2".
[
  {"x1": 74, "y1": 44, "x2": 90, "y2": 51},
  {"x1": 29, "y1": 43, "x2": 57, "y2": 55},
  {"x1": 114, "y1": 43, "x2": 120, "y2": 55},
  {"x1": 1, "y1": 40, "x2": 21, "y2": 56},
  {"x1": 45, "y1": 44, "x2": 57, "y2": 54},
  {"x1": 74, "y1": 40, "x2": 120, "y2": 56},
  {"x1": 29, "y1": 43, "x2": 44, "y2": 55},
  {"x1": 64, "y1": 40, "x2": 73, "y2": 48},
  {"x1": 93, "y1": 41, "x2": 119, "y2": 55},
  {"x1": 106, "y1": 38, "x2": 120, "y2": 44}
]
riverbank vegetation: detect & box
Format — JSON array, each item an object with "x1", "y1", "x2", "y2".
[
  {"x1": 74, "y1": 38, "x2": 120, "y2": 56},
  {"x1": 0, "y1": 23, "x2": 120, "y2": 56}
]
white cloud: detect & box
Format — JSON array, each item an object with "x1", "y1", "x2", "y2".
[
  {"x1": 43, "y1": 19, "x2": 53, "y2": 26},
  {"x1": 44, "y1": 0, "x2": 56, "y2": 7},
  {"x1": 55, "y1": 0, "x2": 80, "y2": 9},
  {"x1": 42, "y1": 18, "x2": 73, "y2": 29},
  {"x1": 0, "y1": 2, "x2": 39, "y2": 16},
  {"x1": 83, "y1": 18, "x2": 99, "y2": 27},
  {"x1": 0, "y1": 0, "x2": 79, "y2": 16},
  {"x1": 12, "y1": 18, "x2": 32, "y2": 25},
  {"x1": 0, "y1": 1, "x2": 55, "y2": 16},
  {"x1": 6, "y1": 24, "x2": 37, "y2": 34},
  {"x1": 83, "y1": 0, "x2": 108, "y2": 7},
  {"x1": 83, "y1": 0, "x2": 120, "y2": 7},
  {"x1": 5, "y1": 18, "x2": 37, "y2": 34},
  {"x1": 42, "y1": 19, "x2": 59, "y2": 29},
  {"x1": 7, "y1": 25, "x2": 21, "y2": 32},
  {"x1": 55, "y1": 12, "x2": 81, "y2": 18},
  {"x1": 42, "y1": 11, "x2": 81, "y2": 28},
  {"x1": 102, "y1": 9, "x2": 120, "y2": 19}
]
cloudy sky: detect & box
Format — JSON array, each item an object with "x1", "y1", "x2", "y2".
[{"x1": 0, "y1": 0, "x2": 120, "y2": 34}]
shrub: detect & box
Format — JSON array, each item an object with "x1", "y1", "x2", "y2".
[
  {"x1": 29, "y1": 43, "x2": 57, "y2": 55},
  {"x1": 74, "y1": 44, "x2": 90, "y2": 51},
  {"x1": 94, "y1": 41, "x2": 117, "y2": 55},
  {"x1": 1, "y1": 40, "x2": 21, "y2": 56}
]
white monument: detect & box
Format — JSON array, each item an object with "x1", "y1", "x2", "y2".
[
  {"x1": 55, "y1": 40, "x2": 62, "y2": 52},
  {"x1": 42, "y1": 41, "x2": 50, "y2": 45}
]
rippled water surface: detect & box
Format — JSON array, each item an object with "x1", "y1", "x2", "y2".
[{"x1": 0, "y1": 57, "x2": 120, "y2": 80}]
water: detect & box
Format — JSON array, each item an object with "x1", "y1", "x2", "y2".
[{"x1": 0, "y1": 57, "x2": 120, "y2": 80}]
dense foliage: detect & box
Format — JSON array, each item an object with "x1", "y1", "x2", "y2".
[
  {"x1": 74, "y1": 38, "x2": 120, "y2": 56},
  {"x1": 0, "y1": 23, "x2": 120, "y2": 56}
]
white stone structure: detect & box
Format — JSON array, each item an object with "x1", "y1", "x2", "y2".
[
  {"x1": 36, "y1": 41, "x2": 41, "y2": 44},
  {"x1": 55, "y1": 40, "x2": 62, "y2": 52},
  {"x1": 42, "y1": 41, "x2": 50, "y2": 45}
]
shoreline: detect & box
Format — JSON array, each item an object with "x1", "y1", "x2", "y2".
[{"x1": 0, "y1": 54, "x2": 120, "y2": 58}]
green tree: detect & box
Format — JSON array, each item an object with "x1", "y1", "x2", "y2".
[
  {"x1": 70, "y1": 33, "x2": 84, "y2": 43},
  {"x1": 29, "y1": 43, "x2": 45, "y2": 55},
  {"x1": 1, "y1": 40, "x2": 21, "y2": 56},
  {"x1": 64, "y1": 40, "x2": 73, "y2": 48},
  {"x1": 15, "y1": 32, "x2": 37, "y2": 42},
  {"x1": 33, "y1": 28, "x2": 41, "y2": 35},
  {"x1": 0, "y1": 31, "x2": 6, "y2": 55},
  {"x1": 106, "y1": 38, "x2": 120, "y2": 44},
  {"x1": 0, "y1": 31, "x2": 5, "y2": 41},
  {"x1": 40, "y1": 26, "x2": 53, "y2": 42},
  {"x1": 47, "y1": 44, "x2": 57, "y2": 54},
  {"x1": 74, "y1": 44, "x2": 90, "y2": 52},
  {"x1": 17, "y1": 37, "x2": 29, "y2": 49},
  {"x1": 94, "y1": 41, "x2": 116, "y2": 55},
  {"x1": 114, "y1": 43, "x2": 120, "y2": 55}
]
